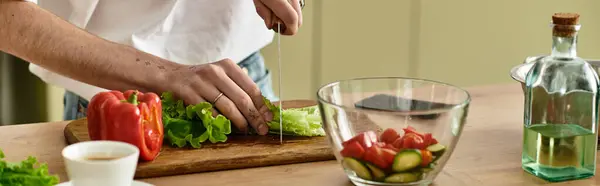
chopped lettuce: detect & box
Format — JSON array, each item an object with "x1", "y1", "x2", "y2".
[
  {"x1": 161, "y1": 92, "x2": 231, "y2": 148},
  {"x1": 160, "y1": 92, "x2": 325, "y2": 148},
  {"x1": 0, "y1": 149, "x2": 59, "y2": 186},
  {"x1": 263, "y1": 97, "x2": 325, "y2": 137}
]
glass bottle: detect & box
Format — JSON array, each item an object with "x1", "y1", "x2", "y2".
[{"x1": 522, "y1": 13, "x2": 599, "y2": 182}]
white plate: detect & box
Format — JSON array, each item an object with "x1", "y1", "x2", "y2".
[{"x1": 55, "y1": 180, "x2": 154, "y2": 186}]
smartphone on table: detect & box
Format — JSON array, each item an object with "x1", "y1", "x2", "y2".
[{"x1": 354, "y1": 94, "x2": 453, "y2": 119}]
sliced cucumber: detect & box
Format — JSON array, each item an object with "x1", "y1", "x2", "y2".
[
  {"x1": 426, "y1": 144, "x2": 446, "y2": 156},
  {"x1": 384, "y1": 172, "x2": 419, "y2": 183},
  {"x1": 392, "y1": 149, "x2": 422, "y2": 172},
  {"x1": 365, "y1": 163, "x2": 386, "y2": 181},
  {"x1": 342, "y1": 158, "x2": 372, "y2": 180},
  {"x1": 420, "y1": 167, "x2": 434, "y2": 173},
  {"x1": 412, "y1": 171, "x2": 424, "y2": 179},
  {"x1": 432, "y1": 155, "x2": 442, "y2": 163}
]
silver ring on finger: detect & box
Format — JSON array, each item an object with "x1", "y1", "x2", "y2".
[
  {"x1": 212, "y1": 93, "x2": 224, "y2": 105},
  {"x1": 300, "y1": 0, "x2": 305, "y2": 10}
]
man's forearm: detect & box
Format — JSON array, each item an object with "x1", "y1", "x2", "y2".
[{"x1": 0, "y1": 1, "x2": 180, "y2": 94}]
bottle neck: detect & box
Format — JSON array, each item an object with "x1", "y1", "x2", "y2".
[{"x1": 551, "y1": 33, "x2": 578, "y2": 58}]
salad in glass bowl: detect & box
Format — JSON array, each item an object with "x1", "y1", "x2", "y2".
[{"x1": 317, "y1": 77, "x2": 470, "y2": 186}]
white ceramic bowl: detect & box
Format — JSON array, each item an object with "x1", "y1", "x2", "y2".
[{"x1": 62, "y1": 140, "x2": 140, "y2": 186}]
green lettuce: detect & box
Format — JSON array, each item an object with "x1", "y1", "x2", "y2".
[
  {"x1": 0, "y1": 149, "x2": 59, "y2": 186},
  {"x1": 263, "y1": 97, "x2": 325, "y2": 137},
  {"x1": 160, "y1": 92, "x2": 325, "y2": 148},
  {"x1": 161, "y1": 92, "x2": 232, "y2": 148}
]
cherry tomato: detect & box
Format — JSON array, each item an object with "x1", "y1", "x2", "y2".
[
  {"x1": 402, "y1": 133, "x2": 427, "y2": 150},
  {"x1": 381, "y1": 148, "x2": 397, "y2": 165},
  {"x1": 403, "y1": 126, "x2": 425, "y2": 138},
  {"x1": 380, "y1": 128, "x2": 400, "y2": 144},
  {"x1": 392, "y1": 137, "x2": 404, "y2": 149},
  {"x1": 420, "y1": 149, "x2": 433, "y2": 167},
  {"x1": 363, "y1": 146, "x2": 389, "y2": 169},
  {"x1": 342, "y1": 131, "x2": 378, "y2": 149},
  {"x1": 423, "y1": 133, "x2": 434, "y2": 146},
  {"x1": 340, "y1": 141, "x2": 365, "y2": 159},
  {"x1": 383, "y1": 143, "x2": 399, "y2": 152},
  {"x1": 431, "y1": 138, "x2": 439, "y2": 145}
]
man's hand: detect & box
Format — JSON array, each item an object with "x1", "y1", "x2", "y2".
[
  {"x1": 167, "y1": 59, "x2": 273, "y2": 135},
  {"x1": 253, "y1": 0, "x2": 303, "y2": 35}
]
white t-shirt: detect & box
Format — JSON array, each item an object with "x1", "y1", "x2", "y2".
[{"x1": 26, "y1": 0, "x2": 274, "y2": 101}]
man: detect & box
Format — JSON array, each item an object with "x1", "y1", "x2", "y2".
[{"x1": 0, "y1": 0, "x2": 304, "y2": 135}]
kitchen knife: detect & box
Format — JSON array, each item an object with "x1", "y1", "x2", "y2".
[
  {"x1": 277, "y1": 23, "x2": 283, "y2": 144},
  {"x1": 274, "y1": 0, "x2": 305, "y2": 144}
]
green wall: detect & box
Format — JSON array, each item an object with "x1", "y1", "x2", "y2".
[{"x1": 0, "y1": 53, "x2": 48, "y2": 125}]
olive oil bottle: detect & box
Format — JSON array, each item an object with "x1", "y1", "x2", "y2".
[{"x1": 522, "y1": 13, "x2": 600, "y2": 182}]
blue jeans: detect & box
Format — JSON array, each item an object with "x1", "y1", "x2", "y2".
[{"x1": 63, "y1": 52, "x2": 278, "y2": 120}]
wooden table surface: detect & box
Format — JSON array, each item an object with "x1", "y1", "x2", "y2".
[{"x1": 1, "y1": 83, "x2": 599, "y2": 186}]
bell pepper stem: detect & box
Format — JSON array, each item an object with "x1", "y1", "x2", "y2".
[{"x1": 127, "y1": 91, "x2": 139, "y2": 105}]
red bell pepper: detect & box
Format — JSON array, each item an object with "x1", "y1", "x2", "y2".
[{"x1": 87, "y1": 90, "x2": 164, "y2": 161}]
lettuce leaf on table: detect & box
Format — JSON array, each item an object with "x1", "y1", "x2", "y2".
[
  {"x1": 0, "y1": 149, "x2": 59, "y2": 186},
  {"x1": 160, "y1": 92, "x2": 325, "y2": 148}
]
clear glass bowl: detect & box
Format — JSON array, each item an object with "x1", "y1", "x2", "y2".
[{"x1": 317, "y1": 77, "x2": 471, "y2": 186}]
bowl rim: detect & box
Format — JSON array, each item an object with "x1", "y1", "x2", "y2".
[{"x1": 316, "y1": 76, "x2": 472, "y2": 115}]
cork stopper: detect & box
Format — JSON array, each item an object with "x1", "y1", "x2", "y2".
[{"x1": 552, "y1": 13, "x2": 580, "y2": 37}]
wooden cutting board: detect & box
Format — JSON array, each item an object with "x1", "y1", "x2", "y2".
[{"x1": 63, "y1": 100, "x2": 337, "y2": 179}]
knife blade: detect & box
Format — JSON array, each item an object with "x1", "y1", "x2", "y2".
[{"x1": 277, "y1": 23, "x2": 283, "y2": 145}]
